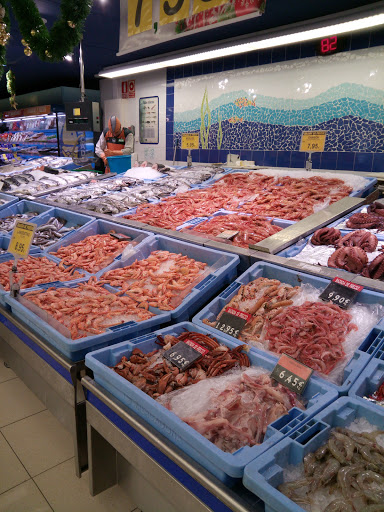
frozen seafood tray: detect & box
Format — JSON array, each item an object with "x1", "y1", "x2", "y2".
[
  {"x1": 242, "y1": 397, "x2": 384, "y2": 512},
  {"x1": 193, "y1": 261, "x2": 384, "y2": 394},
  {"x1": 0, "y1": 192, "x2": 18, "y2": 211},
  {"x1": 96, "y1": 234, "x2": 239, "y2": 323},
  {"x1": 85, "y1": 322, "x2": 337, "y2": 485},
  {"x1": 34, "y1": 207, "x2": 95, "y2": 242},
  {"x1": 0, "y1": 199, "x2": 52, "y2": 234},
  {"x1": 0, "y1": 251, "x2": 91, "y2": 306},
  {"x1": 46, "y1": 219, "x2": 154, "y2": 271},
  {"x1": 4, "y1": 280, "x2": 171, "y2": 361}
]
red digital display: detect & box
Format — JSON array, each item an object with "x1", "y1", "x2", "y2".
[{"x1": 320, "y1": 36, "x2": 338, "y2": 54}]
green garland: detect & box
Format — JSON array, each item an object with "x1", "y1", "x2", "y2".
[
  {"x1": 6, "y1": 69, "x2": 16, "y2": 108},
  {"x1": 9, "y1": 0, "x2": 92, "y2": 61}
]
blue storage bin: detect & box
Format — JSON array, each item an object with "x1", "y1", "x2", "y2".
[
  {"x1": 193, "y1": 261, "x2": 384, "y2": 394},
  {"x1": 0, "y1": 251, "x2": 90, "y2": 306},
  {"x1": 329, "y1": 204, "x2": 373, "y2": 231},
  {"x1": 85, "y1": 321, "x2": 337, "y2": 485},
  {"x1": 0, "y1": 199, "x2": 52, "y2": 234},
  {"x1": 243, "y1": 397, "x2": 384, "y2": 512},
  {"x1": 277, "y1": 229, "x2": 384, "y2": 276},
  {"x1": 97, "y1": 235, "x2": 239, "y2": 322},
  {"x1": 0, "y1": 192, "x2": 18, "y2": 210},
  {"x1": 178, "y1": 210, "x2": 294, "y2": 233},
  {"x1": 4, "y1": 280, "x2": 171, "y2": 361},
  {"x1": 350, "y1": 176, "x2": 377, "y2": 197},
  {"x1": 349, "y1": 328, "x2": 384, "y2": 406},
  {"x1": 106, "y1": 155, "x2": 132, "y2": 174},
  {"x1": 47, "y1": 219, "x2": 153, "y2": 271}
]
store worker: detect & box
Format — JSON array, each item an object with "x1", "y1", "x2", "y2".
[{"x1": 95, "y1": 115, "x2": 134, "y2": 173}]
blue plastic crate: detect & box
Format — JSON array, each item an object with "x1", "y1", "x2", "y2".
[
  {"x1": 47, "y1": 219, "x2": 153, "y2": 272},
  {"x1": 106, "y1": 155, "x2": 132, "y2": 174},
  {"x1": 350, "y1": 176, "x2": 377, "y2": 197},
  {"x1": 277, "y1": 229, "x2": 384, "y2": 277},
  {"x1": 0, "y1": 199, "x2": 52, "y2": 234},
  {"x1": 243, "y1": 396, "x2": 384, "y2": 512},
  {"x1": 32, "y1": 207, "x2": 95, "y2": 250},
  {"x1": 178, "y1": 210, "x2": 294, "y2": 233},
  {"x1": 0, "y1": 192, "x2": 18, "y2": 210},
  {"x1": 4, "y1": 280, "x2": 171, "y2": 361},
  {"x1": 0, "y1": 251, "x2": 90, "y2": 306},
  {"x1": 329, "y1": 204, "x2": 374, "y2": 231},
  {"x1": 85, "y1": 321, "x2": 337, "y2": 485},
  {"x1": 97, "y1": 234, "x2": 239, "y2": 322},
  {"x1": 193, "y1": 261, "x2": 384, "y2": 394}
]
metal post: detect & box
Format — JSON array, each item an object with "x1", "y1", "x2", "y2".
[{"x1": 79, "y1": 41, "x2": 86, "y2": 103}]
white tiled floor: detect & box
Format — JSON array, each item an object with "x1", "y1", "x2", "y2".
[{"x1": 0, "y1": 357, "x2": 140, "y2": 512}]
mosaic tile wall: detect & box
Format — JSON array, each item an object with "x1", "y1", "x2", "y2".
[{"x1": 165, "y1": 30, "x2": 384, "y2": 172}]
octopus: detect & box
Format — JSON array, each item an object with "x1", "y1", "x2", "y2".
[
  {"x1": 311, "y1": 227, "x2": 341, "y2": 246},
  {"x1": 346, "y1": 212, "x2": 384, "y2": 230},
  {"x1": 328, "y1": 246, "x2": 368, "y2": 274},
  {"x1": 337, "y1": 230, "x2": 378, "y2": 252},
  {"x1": 362, "y1": 253, "x2": 384, "y2": 280},
  {"x1": 368, "y1": 201, "x2": 384, "y2": 218}
]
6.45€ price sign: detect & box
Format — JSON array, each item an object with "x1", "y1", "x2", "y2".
[
  {"x1": 271, "y1": 354, "x2": 313, "y2": 394},
  {"x1": 8, "y1": 220, "x2": 36, "y2": 259}
]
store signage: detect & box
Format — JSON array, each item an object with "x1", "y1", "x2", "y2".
[
  {"x1": 122, "y1": 80, "x2": 135, "y2": 99},
  {"x1": 163, "y1": 339, "x2": 208, "y2": 370},
  {"x1": 8, "y1": 220, "x2": 37, "y2": 259},
  {"x1": 2, "y1": 105, "x2": 51, "y2": 119},
  {"x1": 316, "y1": 36, "x2": 347, "y2": 56},
  {"x1": 214, "y1": 307, "x2": 252, "y2": 339},
  {"x1": 119, "y1": 0, "x2": 265, "y2": 55},
  {"x1": 139, "y1": 96, "x2": 159, "y2": 144},
  {"x1": 181, "y1": 133, "x2": 199, "y2": 150},
  {"x1": 319, "y1": 277, "x2": 363, "y2": 310},
  {"x1": 300, "y1": 131, "x2": 327, "y2": 153},
  {"x1": 271, "y1": 354, "x2": 313, "y2": 394}
]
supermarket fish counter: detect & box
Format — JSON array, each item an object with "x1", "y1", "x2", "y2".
[{"x1": 0, "y1": 165, "x2": 384, "y2": 511}]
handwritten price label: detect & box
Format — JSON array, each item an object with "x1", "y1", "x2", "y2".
[
  {"x1": 215, "y1": 307, "x2": 252, "y2": 339},
  {"x1": 163, "y1": 339, "x2": 208, "y2": 370},
  {"x1": 319, "y1": 277, "x2": 363, "y2": 310},
  {"x1": 271, "y1": 354, "x2": 313, "y2": 394},
  {"x1": 181, "y1": 133, "x2": 199, "y2": 150},
  {"x1": 300, "y1": 131, "x2": 327, "y2": 153},
  {"x1": 8, "y1": 220, "x2": 36, "y2": 259}
]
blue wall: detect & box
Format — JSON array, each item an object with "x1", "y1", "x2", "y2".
[{"x1": 166, "y1": 29, "x2": 384, "y2": 171}]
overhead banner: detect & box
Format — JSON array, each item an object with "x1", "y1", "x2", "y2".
[
  {"x1": 128, "y1": 0, "x2": 152, "y2": 35},
  {"x1": 119, "y1": 0, "x2": 266, "y2": 56}
]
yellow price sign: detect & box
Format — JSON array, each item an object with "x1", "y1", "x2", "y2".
[
  {"x1": 300, "y1": 131, "x2": 327, "y2": 153},
  {"x1": 8, "y1": 221, "x2": 36, "y2": 259},
  {"x1": 181, "y1": 133, "x2": 199, "y2": 150}
]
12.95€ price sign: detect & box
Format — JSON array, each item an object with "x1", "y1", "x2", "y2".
[
  {"x1": 300, "y1": 130, "x2": 327, "y2": 153},
  {"x1": 8, "y1": 220, "x2": 36, "y2": 259}
]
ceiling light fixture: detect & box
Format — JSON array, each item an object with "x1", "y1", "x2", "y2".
[{"x1": 99, "y1": 12, "x2": 384, "y2": 79}]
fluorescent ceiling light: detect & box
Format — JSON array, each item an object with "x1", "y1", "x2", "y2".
[{"x1": 99, "y1": 12, "x2": 384, "y2": 79}]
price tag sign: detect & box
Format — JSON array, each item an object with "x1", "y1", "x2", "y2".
[
  {"x1": 215, "y1": 307, "x2": 252, "y2": 338},
  {"x1": 300, "y1": 131, "x2": 327, "y2": 153},
  {"x1": 163, "y1": 339, "x2": 209, "y2": 371},
  {"x1": 271, "y1": 354, "x2": 313, "y2": 394},
  {"x1": 319, "y1": 277, "x2": 363, "y2": 310},
  {"x1": 216, "y1": 230, "x2": 239, "y2": 240},
  {"x1": 181, "y1": 134, "x2": 199, "y2": 150},
  {"x1": 8, "y1": 220, "x2": 36, "y2": 259}
]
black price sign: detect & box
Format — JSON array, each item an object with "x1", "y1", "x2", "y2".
[
  {"x1": 319, "y1": 277, "x2": 363, "y2": 310},
  {"x1": 109, "y1": 232, "x2": 132, "y2": 242},
  {"x1": 163, "y1": 339, "x2": 208, "y2": 371},
  {"x1": 271, "y1": 354, "x2": 313, "y2": 395},
  {"x1": 215, "y1": 307, "x2": 252, "y2": 339}
]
